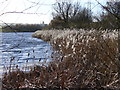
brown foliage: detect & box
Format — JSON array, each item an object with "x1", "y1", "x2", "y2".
[{"x1": 2, "y1": 29, "x2": 120, "y2": 89}]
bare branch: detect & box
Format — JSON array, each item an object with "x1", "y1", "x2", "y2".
[{"x1": 95, "y1": 0, "x2": 120, "y2": 20}]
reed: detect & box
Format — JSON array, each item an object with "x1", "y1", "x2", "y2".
[{"x1": 2, "y1": 29, "x2": 119, "y2": 89}]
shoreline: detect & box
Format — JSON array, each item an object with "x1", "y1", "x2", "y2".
[
  {"x1": 2, "y1": 29, "x2": 119, "y2": 89},
  {"x1": 32, "y1": 29, "x2": 118, "y2": 42}
]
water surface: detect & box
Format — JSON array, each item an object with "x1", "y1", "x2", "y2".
[{"x1": 0, "y1": 32, "x2": 52, "y2": 77}]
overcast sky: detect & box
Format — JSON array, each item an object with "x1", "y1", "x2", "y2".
[{"x1": 0, "y1": 0, "x2": 107, "y2": 24}]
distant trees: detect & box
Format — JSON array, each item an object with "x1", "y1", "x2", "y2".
[
  {"x1": 69, "y1": 7, "x2": 92, "y2": 28},
  {"x1": 48, "y1": 0, "x2": 120, "y2": 29},
  {"x1": 49, "y1": 0, "x2": 92, "y2": 29},
  {"x1": 49, "y1": 16, "x2": 65, "y2": 29},
  {"x1": 2, "y1": 24, "x2": 47, "y2": 32}
]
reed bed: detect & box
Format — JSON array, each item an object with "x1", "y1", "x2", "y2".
[{"x1": 2, "y1": 29, "x2": 119, "y2": 89}]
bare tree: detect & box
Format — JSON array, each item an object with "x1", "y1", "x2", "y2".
[
  {"x1": 53, "y1": 0, "x2": 73, "y2": 24},
  {"x1": 51, "y1": 0, "x2": 92, "y2": 28}
]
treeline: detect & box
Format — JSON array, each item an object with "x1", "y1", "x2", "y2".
[
  {"x1": 46, "y1": 0, "x2": 120, "y2": 29},
  {"x1": 2, "y1": 24, "x2": 47, "y2": 32},
  {"x1": 2, "y1": 1, "x2": 120, "y2": 31}
]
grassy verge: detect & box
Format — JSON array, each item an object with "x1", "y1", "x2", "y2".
[{"x1": 2, "y1": 29, "x2": 120, "y2": 89}]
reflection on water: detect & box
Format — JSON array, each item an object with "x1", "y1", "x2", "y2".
[{"x1": 0, "y1": 32, "x2": 52, "y2": 77}]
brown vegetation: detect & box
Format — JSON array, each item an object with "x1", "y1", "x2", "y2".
[{"x1": 2, "y1": 29, "x2": 119, "y2": 89}]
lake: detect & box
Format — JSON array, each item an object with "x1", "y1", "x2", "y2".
[{"x1": 0, "y1": 32, "x2": 52, "y2": 77}]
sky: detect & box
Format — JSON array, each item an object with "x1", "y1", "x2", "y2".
[{"x1": 0, "y1": 0, "x2": 108, "y2": 24}]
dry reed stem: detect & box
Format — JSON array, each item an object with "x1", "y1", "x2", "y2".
[{"x1": 2, "y1": 29, "x2": 119, "y2": 89}]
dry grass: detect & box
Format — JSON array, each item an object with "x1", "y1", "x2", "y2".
[{"x1": 2, "y1": 29, "x2": 120, "y2": 89}]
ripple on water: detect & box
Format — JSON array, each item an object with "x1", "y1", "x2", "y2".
[{"x1": 1, "y1": 32, "x2": 53, "y2": 76}]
